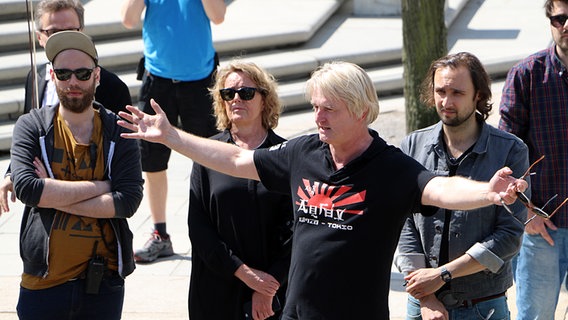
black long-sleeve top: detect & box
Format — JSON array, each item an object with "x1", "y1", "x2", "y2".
[{"x1": 188, "y1": 129, "x2": 293, "y2": 320}]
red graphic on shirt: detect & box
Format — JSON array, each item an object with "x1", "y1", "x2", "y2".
[{"x1": 296, "y1": 178, "x2": 366, "y2": 216}]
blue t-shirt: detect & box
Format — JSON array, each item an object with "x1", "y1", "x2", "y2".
[{"x1": 143, "y1": 0, "x2": 215, "y2": 81}]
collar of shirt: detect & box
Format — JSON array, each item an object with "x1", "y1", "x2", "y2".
[{"x1": 44, "y1": 63, "x2": 53, "y2": 82}]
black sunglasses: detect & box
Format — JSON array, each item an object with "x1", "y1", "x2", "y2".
[
  {"x1": 39, "y1": 27, "x2": 81, "y2": 37},
  {"x1": 219, "y1": 87, "x2": 262, "y2": 101},
  {"x1": 53, "y1": 68, "x2": 94, "y2": 81},
  {"x1": 550, "y1": 14, "x2": 568, "y2": 28}
]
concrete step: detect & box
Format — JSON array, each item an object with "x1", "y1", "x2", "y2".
[
  {"x1": 0, "y1": 0, "x2": 551, "y2": 151},
  {"x1": 0, "y1": 0, "x2": 39, "y2": 21},
  {"x1": 0, "y1": 0, "x2": 470, "y2": 117}
]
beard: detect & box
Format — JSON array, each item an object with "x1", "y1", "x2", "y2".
[
  {"x1": 56, "y1": 81, "x2": 96, "y2": 113},
  {"x1": 439, "y1": 107, "x2": 476, "y2": 127}
]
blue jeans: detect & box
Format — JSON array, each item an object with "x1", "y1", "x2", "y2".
[
  {"x1": 16, "y1": 275, "x2": 125, "y2": 320},
  {"x1": 515, "y1": 228, "x2": 568, "y2": 320},
  {"x1": 406, "y1": 295, "x2": 509, "y2": 320}
]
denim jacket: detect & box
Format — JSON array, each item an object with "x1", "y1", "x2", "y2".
[{"x1": 395, "y1": 121, "x2": 528, "y2": 300}]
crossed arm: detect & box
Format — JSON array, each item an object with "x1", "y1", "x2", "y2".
[{"x1": 31, "y1": 157, "x2": 116, "y2": 218}]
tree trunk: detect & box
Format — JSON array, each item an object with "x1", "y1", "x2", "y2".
[{"x1": 402, "y1": 0, "x2": 447, "y2": 133}]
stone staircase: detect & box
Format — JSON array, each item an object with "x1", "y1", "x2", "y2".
[{"x1": 0, "y1": 0, "x2": 546, "y2": 151}]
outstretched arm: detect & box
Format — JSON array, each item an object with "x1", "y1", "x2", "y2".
[
  {"x1": 422, "y1": 167, "x2": 527, "y2": 210},
  {"x1": 118, "y1": 99, "x2": 260, "y2": 181}
]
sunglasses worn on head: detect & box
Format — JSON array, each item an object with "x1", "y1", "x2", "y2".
[
  {"x1": 54, "y1": 68, "x2": 94, "y2": 81},
  {"x1": 39, "y1": 27, "x2": 81, "y2": 37},
  {"x1": 219, "y1": 87, "x2": 262, "y2": 101},
  {"x1": 550, "y1": 14, "x2": 568, "y2": 28}
]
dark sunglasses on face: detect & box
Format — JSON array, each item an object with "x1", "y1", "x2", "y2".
[
  {"x1": 53, "y1": 68, "x2": 94, "y2": 81},
  {"x1": 219, "y1": 87, "x2": 262, "y2": 101},
  {"x1": 550, "y1": 14, "x2": 568, "y2": 28},
  {"x1": 39, "y1": 27, "x2": 81, "y2": 37}
]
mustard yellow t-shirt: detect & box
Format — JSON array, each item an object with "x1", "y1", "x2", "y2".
[{"x1": 22, "y1": 109, "x2": 118, "y2": 290}]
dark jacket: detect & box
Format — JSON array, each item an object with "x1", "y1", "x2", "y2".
[
  {"x1": 24, "y1": 64, "x2": 132, "y2": 115},
  {"x1": 10, "y1": 102, "x2": 144, "y2": 278}
]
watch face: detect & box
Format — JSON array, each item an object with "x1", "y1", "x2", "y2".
[{"x1": 441, "y1": 267, "x2": 452, "y2": 282}]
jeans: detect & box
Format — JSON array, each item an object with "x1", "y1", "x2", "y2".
[
  {"x1": 16, "y1": 274, "x2": 125, "y2": 320},
  {"x1": 406, "y1": 295, "x2": 509, "y2": 320},
  {"x1": 515, "y1": 228, "x2": 568, "y2": 320}
]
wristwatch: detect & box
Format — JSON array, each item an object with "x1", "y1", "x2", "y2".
[{"x1": 440, "y1": 266, "x2": 452, "y2": 283}]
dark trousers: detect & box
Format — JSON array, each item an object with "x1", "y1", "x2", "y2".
[
  {"x1": 17, "y1": 275, "x2": 125, "y2": 320},
  {"x1": 138, "y1": 69, "x2": 218, "y2": 172}
]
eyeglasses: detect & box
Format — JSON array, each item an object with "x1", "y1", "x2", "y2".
[
  {"x1": 502, "y1": 155, "x2": 568, "y2": 225},
  {"x1": 53, "y1": 68, "x2": 94, "y2": 81},
  {"x1": 39, "y1": 28, "x2": 81, "y2": 37},
  {"x1": 219, "y1": 87, "x2": 262, "y2": 101},
  {"x1": 550, "y1": 14, "x2": 568, "y2": 28}
]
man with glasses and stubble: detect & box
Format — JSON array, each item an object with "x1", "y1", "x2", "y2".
[
  {"x1": 10, "y1": 31, "x2": 143, "y2": 320},
  {"x1": 0, "y1": 0, "x2": 132, "y2": 216},
  {"x1": 499, "y1": 0, "x2": 568, "y2": 318},
  {"x1": 395, "y1": 52, "x2": 529, "y2": 320}
]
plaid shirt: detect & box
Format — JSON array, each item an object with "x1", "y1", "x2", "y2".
[{"x1": 499, "y1": 45, "x2": 568, "y2": 227}]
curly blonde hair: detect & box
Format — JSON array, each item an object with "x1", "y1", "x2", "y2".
[{"x1": 210, "y1": 60, "x2": 281, "y2": 131}]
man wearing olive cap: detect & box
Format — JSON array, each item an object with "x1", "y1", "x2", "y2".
[{"x1": 10, "y1": 31, "x2": 143, "y2": 320}]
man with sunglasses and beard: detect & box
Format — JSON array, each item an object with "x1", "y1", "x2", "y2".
[
  {"x1": 9, "y1": 31, "x2": 143, "y2": 320},
  {"x1": 499, "y1": 1, "x2": 568, "y2": 318},
  {"x1": 1, "y1": 0, "x2": 132, "y2": 217},
  {"x1": 395, "y1": 52, "x2": 529, "y2": 320}
]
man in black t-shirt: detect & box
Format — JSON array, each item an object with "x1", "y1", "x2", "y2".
[{"x1": 117, "y1": 61, "x2": 528, "y2": 319}]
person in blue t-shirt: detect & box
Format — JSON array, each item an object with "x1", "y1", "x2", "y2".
[{"x1": 121, "y1": 0, "x2": 226, "y2": 263}]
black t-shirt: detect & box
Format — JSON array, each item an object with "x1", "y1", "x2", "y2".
[{"x1": 254, "y1": 131, "x2": 436, "y2": 319}]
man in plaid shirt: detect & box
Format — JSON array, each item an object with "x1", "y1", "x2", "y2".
[{"x1": 499, "y1": 0, "x2": 568, "y2": 318}]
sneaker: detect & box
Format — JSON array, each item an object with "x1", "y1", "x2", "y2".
[{"x1": 134, "y1": 230, "x2": 174, "y2": 263}]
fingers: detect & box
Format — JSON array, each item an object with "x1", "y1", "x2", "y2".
[
  {"x1": 117, "y1": 120, "x2": 137, "y2": 133},
  {"x1": 0, "y1": 199, "x2": 9, "y2": 213},
  {"x1": 150, "y1": 98, "x2": 164, "y2": 115},
  {"x1": 498, "y1": 166, "x2": 513, "y2": 176},
  {"x1": 541, "y1": 229, "x2": 555, "y2": 246},
  {"x1": 544, "y1": 218, "x2": 558, "y2": 231}
]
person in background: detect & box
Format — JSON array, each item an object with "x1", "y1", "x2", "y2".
[
  {"x1": 395, "y1": 52, "x2": 528, "y2": 320},
  {"x1": 0, "y1": 0, "x2": 132, "y2": 216},
  {"x1": 120, "y1": 0, "x2": 226, "y2": 263},
  {"x1": 10, "y1": 31, "x2": 143, "y2": 320},
  {"x1": 499, "y1": 0, "x2": 568, "y2": 318},
  {"x1": 116, "y1": 60, "x2": 528, "y2": 319},
  {"x1": 188, "y1": 60, "x2": 292, "y2": 320}
]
